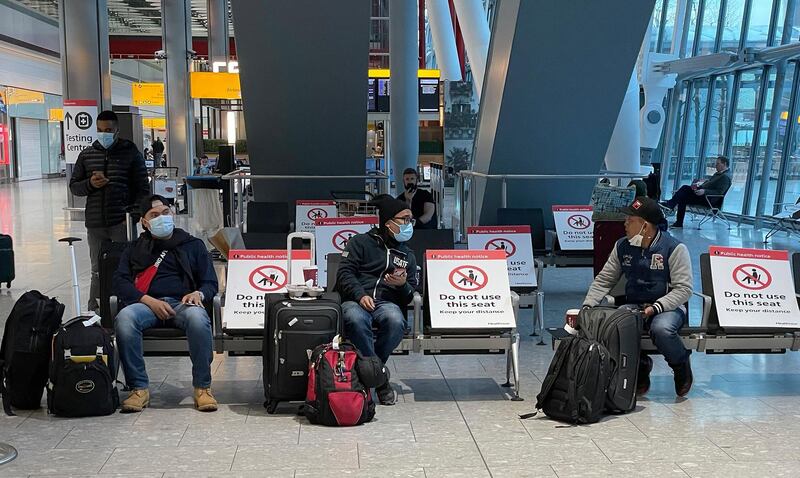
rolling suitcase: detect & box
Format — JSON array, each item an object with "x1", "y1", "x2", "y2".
[
  {"x1": 263, "y1": 232, "x2": 341, "y2": 414},
  {"x1": 0, "y1": 234, "x2": 15, "y2": 288},
  {"x1": 578, "y1": 306, "x2": 642, "y2": 413}
]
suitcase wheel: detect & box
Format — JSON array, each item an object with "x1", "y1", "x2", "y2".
[{"x1": 264, "y1": 400, "x2": 279, "y2": 414}]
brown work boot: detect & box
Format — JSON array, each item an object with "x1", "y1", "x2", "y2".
[
  {"x1": 121, "y1": 389, "x2": 150, "y2": 413},
  {"x1": 194, "y1": 388, "x2": 218, "y2": 412}
]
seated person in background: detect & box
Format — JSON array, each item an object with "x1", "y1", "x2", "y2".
[
  {"x1": 113, "y1": 195, "x2": 219, "y2": 413},
  {"x1": 336, "y1": 198, "x2": 418, "y2": 405},
  {"x1": 397, "y1": 168, "x2": 438, "y2": 229},
  {"x1": 582, "y1": 197, "x2": 694, "y2": 397},
  {"x1": 660, "y1": 156, "x2": 731, "y2": 228}
]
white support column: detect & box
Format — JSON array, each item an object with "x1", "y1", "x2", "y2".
[
  {"x1": 207, "y1": 0, "x2": 229, "y2": 64},
  {"x1": 161, "y1": 0, "x2": 195, "y2": 181},
  {"x1": 453, "y1": 0, "x2": 490, "y2": 98},
  {"x1": 605, "y1": 70, "x2": 642, "y2": 175},
  {"x1": 427, "y1": 0, "x2": 462, "y2": 81},
  {"x1": 390, "y1": 0, "x2": 419, "y2": 189}
]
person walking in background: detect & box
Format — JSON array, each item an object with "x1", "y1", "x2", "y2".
[
  {"x1": 69, "y1": 110, "x2": 150, "y2": 313},
  {"x1": 151, "y1": 136, "x2": 164, "y2": 162}
]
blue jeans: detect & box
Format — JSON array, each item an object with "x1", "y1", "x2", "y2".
[
  {"x1": 115, "y1": 298, "x2": 213, "y2": 389},
  {"x1": 623, "y1": 304, "x2": 689, "y2": 366},
  {"x1": 342, "y1": 300, "x2": 406, "y2": 364}
]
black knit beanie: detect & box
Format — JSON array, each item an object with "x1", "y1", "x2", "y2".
[{"x1": 374, "y1": 197, "x2": 409, "y2": 226}]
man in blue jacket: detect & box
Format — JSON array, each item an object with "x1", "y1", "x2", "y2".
[
  {"x1": 113, "y1": 195, "x2": 219, "y2": 413},
  {"x1": 336, "y1": 198, "x2": 418, "y2": 405}
]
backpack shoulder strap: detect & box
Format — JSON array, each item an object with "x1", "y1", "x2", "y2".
[
  {"x1": 533, "y1": 338, "x2": 574, "y2": 408},
  {"x1": 0, "y1": 327, "x2": 12, "y2": 416}
]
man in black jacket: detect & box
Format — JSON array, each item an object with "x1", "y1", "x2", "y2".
[
  {"x1": 70, "y1": 110, "x2": 150, "y2": 312},
  {"x1": 336, "y1": 198, "x2": 418, "y2": 405},
  {"x1": 113, "y1": 195, "x2": 219, "y2": 413},
  {"x1": 661, "y1": 156, "x2": 732, "y2": 228}
]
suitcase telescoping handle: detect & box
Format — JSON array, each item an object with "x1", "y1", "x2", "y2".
[
  {"x1": 58, "y1": 237, "x2": 83, "y2": 317},
  {"x1": 124, "y1": 205, "x2": 139, "y2": 241},
  {"x1": 286, "y1": 231, "x2": 315, "y2": 284}
]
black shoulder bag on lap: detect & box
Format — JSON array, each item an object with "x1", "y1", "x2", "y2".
[{"x1": 0, "y1": 291, "x2": 65, "y2": 415}]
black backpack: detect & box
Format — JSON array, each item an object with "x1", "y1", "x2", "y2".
[
  {"x1": 526, "y1": 332, "x2": 611, "y2": 425},
  {"x1": 0, "y1": 291, "x2": 65, "y2": 415},
  {"x1": 47, "y1": 316, "x2": 118, "y2": 417}
]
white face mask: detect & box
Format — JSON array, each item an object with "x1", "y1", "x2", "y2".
[{"x1": 628, "y1": 224, "x2": 646, "y2": 247}]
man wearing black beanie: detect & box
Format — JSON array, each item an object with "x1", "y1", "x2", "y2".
[{"x1": 336, "y1": 197, "x2": 419, "y2": 405}]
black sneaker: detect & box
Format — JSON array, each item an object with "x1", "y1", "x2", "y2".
[
  {"x1": 376, "y1": 382, "x2": 397, "y2": 406},
  {"x1": 659, "y1": 201, "x2": 673, "y2": 210},
  {"x1": 671, "y1": 358, "x2": 693, "y2": 397},
  {"x1": 636, "y1": 355, "x2": 653, "y2": 396}
]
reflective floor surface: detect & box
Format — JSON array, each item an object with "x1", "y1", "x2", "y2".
[{"x1": 1, "y1": 178, "x2": 799, "y2": 477}]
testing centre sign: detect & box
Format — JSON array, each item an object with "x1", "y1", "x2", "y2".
[
  {"x1": 315, "y1": 217, "x2": 379, "y2": 288},
  {"x1": 295, "y1": 200, "x2": 338, "y2": 234},
  {"x1": 63, "y1": 100, "x2": 98, "y2": 164},
  {"x1": 552, "y1": 205, "x2": 594, "y2": 250},
  {"x1": 223, "y1": 250, "x2": 312, "y2": 330},
  {"x1": 426, "y1": 250, "x2": 516, "y2": 329},
  {"x1": 709, "y1": 246, "x2": 800, "y2": 328},
  {"x1": 467, "y1": 225, "x2": 536, "y2": 287}
]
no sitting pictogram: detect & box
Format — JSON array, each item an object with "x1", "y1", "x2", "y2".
[
  {"x1": 732, "y1": 263, "x2": 772, "y2": 290},
  {"x1": 485, "y1": 238, "x2": 516, "y2": 258},
  {"x1": 332, "y1": 229, "x2": 358, "y2": 251},
  {"x1": 568, "y1": 214, "x2": 591, "y2": 230},
  {"x1": 249, "y1": 265, "x2": 287, "y2": 292},
  {"x1": 307, "y1": 208, "x2": 329, "y2": 220},
  {"x1": 449, "y1": 265, "x2": 488, "y2": 292}
]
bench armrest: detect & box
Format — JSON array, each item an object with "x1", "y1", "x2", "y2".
[
  {"x1": 535, "y1": 259, "x2": 545, "y2": 287},
  {"x1": 411, "y1": 292, "x2": 423, "y2": 351},
  {"x1": 110, "y1": 296, "x2": 118, "y2": 320},
  {"x1": 693, "y1": 291, "x2": 712, "y2": 330}
]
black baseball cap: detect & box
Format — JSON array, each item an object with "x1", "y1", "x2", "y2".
[
  {"x1": 619, "y1": 196, "x2": 665, "y2": 225},
  {"x1": 139, "y1": 194, "x2": 170, "y2": 216}
]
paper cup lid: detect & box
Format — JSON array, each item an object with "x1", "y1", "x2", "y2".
[{"x1": 566, "y1": 309, "x2": 581, "y2": 315}]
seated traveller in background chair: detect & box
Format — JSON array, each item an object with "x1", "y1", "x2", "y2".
[
  {"x1": 113, "y1": 195, "x2": 219, "y2": 413},
  {"x1": 582, "y1": 197, "x2": 694, "y2": 397},
  {"x1": 336, "y1": 198, "x2": 419, "y2": 406},
  {"x1": 660, "y1": 156, "x2": 731, "y2": 228}
]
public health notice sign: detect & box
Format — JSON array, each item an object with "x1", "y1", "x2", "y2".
[
  {"x1": 426, "y1": 250, "x2": 516, "y2": 329},
  {"x1": 63, "y1": 100, "x2": 98, "y2": 164},
  {"x1": 552, "y1": 205, "x2": 594, "y2": 250},
  {"x1": 295, "y1": 200, "x2": 337, "y2": 234},
  {"x1": 467, "y1": 225, "x2": 536, "y2": 287},
  {"x1": 315, "y1": 216, "x2": 379, "y2": 288},
  {"x1": 709, "y1": 246, "x2": 800, "y2": 328},
  {"x1": 223, "y1": 249, "x2": 312, "y2": 330}
]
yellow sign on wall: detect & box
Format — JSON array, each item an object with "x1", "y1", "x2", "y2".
[
  {"x1": 48, "y1": 108, "x2": 64, "y2": 122},
  {"x1": 190, "y1": 72, "x2": 241, "y2": 100},
  {"x1": 368, "y1": 69, "x2": 441, "y2": 78},
  {"x1": 6, "y1": 87, "x2": 45, "y2": 105},
  {"x1": 132, "y1": 83, "x2": 165, "y2": 106},
  {"x1": 142, "y1": 117, "x2": 166, "y2": 129}
]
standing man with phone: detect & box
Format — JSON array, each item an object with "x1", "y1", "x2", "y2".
[
  {"x1": 397, "y1": 168, "x2": 438, "y2": 229},
  {"x1": 70, "y1": 110, "x2": 150, "y2": 313}
]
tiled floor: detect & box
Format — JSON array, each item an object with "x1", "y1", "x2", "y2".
[{"x1": 1, "y1": 178, "x2": 800, "y2": 477}]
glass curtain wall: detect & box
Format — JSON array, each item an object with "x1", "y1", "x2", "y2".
[{"x1": 655, "y1": 0, "x2": 800, "y2": 219}]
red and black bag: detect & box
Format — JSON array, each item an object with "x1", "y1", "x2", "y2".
[{"x1": 304, "y1": 339, "x2": 376, "y2": 427}]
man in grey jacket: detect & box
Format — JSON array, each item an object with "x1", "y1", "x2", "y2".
[
  {"x1": 661, "y1": 156, "x2": 732, "y2": 228},
  {"x1": 583, "y1": 197, "x2": 694, "y2": 397}
]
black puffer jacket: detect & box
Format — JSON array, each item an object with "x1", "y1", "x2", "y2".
[{"x1": 69, "y1": 138, "x2": 150, "y2": 228}]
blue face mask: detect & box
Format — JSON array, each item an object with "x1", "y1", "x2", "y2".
[
  {"x1": 147, "y1": 214, "x2": 174, "y2": 238},
  {"x1": 392, "y1": 222, "x2": 414, "y2": 242},
  {"x1": 97, "y1": 132, "x2": 116, "y2": 149}
]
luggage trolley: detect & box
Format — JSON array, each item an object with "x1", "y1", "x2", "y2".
[
  {"x1": 151, "y1": 167, "x2": 179, "y2": 206},
  {"x1": 331, "y1": 190, "x2": 377, "y2": 217}
]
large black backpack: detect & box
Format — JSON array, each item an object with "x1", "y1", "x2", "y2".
[
  {"x1": 528, "y1": 332, "x2": 611, "y2": 425},
  {"x1": 47, "y1": 316, "x2": 118, "y2": 417},
  {"x1": 0, "y1": 291, "x2": 65, "y2": 414},
  {"x1": 579, "y1": 306, "x2": 642, "y2": 413}
]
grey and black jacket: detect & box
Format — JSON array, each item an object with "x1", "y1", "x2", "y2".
[
  {"x1": 69, "y1": 138, "x2": 149, "y2": 229},
  {"x1": 583, "y1": 230, "x2": 693, "y2": 314},
  {"x1": 701, "y1": 170, "x2": 732, "y2": 196},
  {"x1": 336, "y1": 230, "x2": 418, "y2": 307}
]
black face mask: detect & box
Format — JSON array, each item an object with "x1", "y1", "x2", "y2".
[{"x1": 404, "y1": 182, "x2": 417, "y2": 192}]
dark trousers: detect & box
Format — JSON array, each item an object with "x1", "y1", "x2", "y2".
[{"x1": 665, "y1": 186, "x2": 708, "y2": 225}]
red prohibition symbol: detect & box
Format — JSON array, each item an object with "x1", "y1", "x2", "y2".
[
  {"x1": 732, "y1": 263, "x2": 772, "y2": 290},
  {"x1": 307, "y1": 208, "x2": 329, "y2": 221},
  {"x1": 449, "y1": 265, "x2": 488, "y2": 292},
  {"x1": 332, "y1": 229, "x2": 358, "y2": 251},
  {"x1": 249, "y1": 265, "x2": 288, "y2": 292},
  {"x1": 485, "y1": 238, "x2": 516, "y2": 258},
  {"x1": 567, "y1": 214, "x2": 591, "y2": 230}
]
